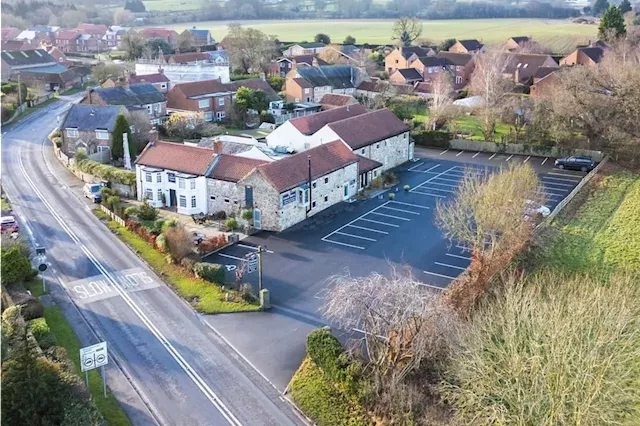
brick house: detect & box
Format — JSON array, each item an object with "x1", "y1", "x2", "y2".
[
  {"x1": 448, "y1": 39, "x2": 486, "y2": 54},
  {"x1": 560, "y1": 46, "x2": 606, "y2": 66},
  {"x1": 389, "y1": 68, "x2": 423, "y2": 84},
  {"x1": 84, "y1": 83, "x2": 167, "y2": 125},
  {"x1": 103, "y1": 26, "x2": 133, "y2": 49},
  {"x1": 60, "y1": 104, "x2": 127, "y2": 160},
  {"x1": 530, "y1": 67, "x2": 560, "y2": 97},
  {"x1": 411, "y1": 52, "x2": 475, "y2": 89},
  {"x1": 238, "y1": 141, "x2": 359, "y2": 231},
  {"x1": 503, "y1": 53, "x2": 559, "y2": 85},
  {"x1": 505, "y1": 36, "x2": 531, "y2": 52},
  {"x1": 54, "y1": 30, "x2": 80, "y2": 53},
  {"x1": 138, "y1": 28, "x2": 180, "y2": 48},
  {"x1": 179, "y1": 27, "x2": 214, "y2": 46},
  {"x1": 319, "y1": 93, "x2": 358, "y2": 110},
  {"x1": 285, "y1": 64, "x2": 364, "y2": 103},
  {"x1": 283, "y1": 42, "x2": 326, "y2": 57},
  {"x1": 275, "y1": 55, "x2": 328, "y2": 77},
  {"x1": 384, "y1": 46, "x2": 434, "y2": 74},
  {"x1": 76, "y1": 23, "x2": 108, "y2": 38}
]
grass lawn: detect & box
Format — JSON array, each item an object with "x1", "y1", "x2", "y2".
[
  {"x1": 288, "y1": 357, "x2": 367, "y2": 426},
  {"x1": 93, "y1": 209, "x2": 260, "y2": 313},
  {"x1": 44, "y1": 306, "x2": 131, "y2": 426},
  {"x1": 143, "y1": 0, "x2": 204, "y2": 10},
  {"x1": 153, "y1": 18, "x2": 597, "y2": 53},
  {"x1": 1, "y1": 194, "x2": 11, "y2": 211},
  {"x1": 25, "y1": 277, "x2": 46, "y2": 298},
  {"x1": 539, "y1": 170, "x2": 640, "y2": 274},
  {"x1": 416, "y1": 110, "x2": 512, "y2": 141},
  {"x1": 224, "y1": 127, "x2": 272, "y2": 138}
]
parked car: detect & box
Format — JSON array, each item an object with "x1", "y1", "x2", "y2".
[
  {"x1": 83, "y1": 183, "x2": 103, "y2": 203},
  {"x1": 1, "y1": 216, "x2": 19, "y2": 233},
  {"x1": 554, "y1": 156, "x2": 595, "y2": 172}
]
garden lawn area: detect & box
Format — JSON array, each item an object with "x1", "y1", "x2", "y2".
[
  {"x1": 415, "y1": 110, "x2": 512, "y2": 141},
  {"x1": 25, "y1": 277, "x2": 46, "y2": 298},
  {"x1": 288, "y1": 357, "x2": 367, "y2": 426},
  {"x1": 539, "y1": 170, "x2": 640, "y2": 274},
  {"x1": 143, "y1": 0, "x2": 204, "y2": 10},
  {"x1": 224, "y1": 127, "x2": 272, "y2": 138},
  {"x1": 94, "y1": 209, "x2": 260, "y2": 313},
  {"x1": 44, "y1": 306, "x2": 131, "y2": 426},
  {"x1": 1, "y1": 194, "x2": 11, "y2": 210}
]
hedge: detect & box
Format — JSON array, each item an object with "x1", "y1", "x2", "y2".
[
  {"x1": 411, "y1": 130, "x2": 452, "y2": 148},
  {"x1": 306, "y1": 328, "x2": 350, "y2": 384},
  {"x1": 75, "y1": 159, "x2": 136, "y2": 186},
  {"x1": 193, "y1": 263, "x2": 225, "y2": 284}
]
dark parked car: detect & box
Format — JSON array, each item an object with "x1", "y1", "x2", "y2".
[{"x1": 554, "y1": 156, "x2": 596, "y2": 172}]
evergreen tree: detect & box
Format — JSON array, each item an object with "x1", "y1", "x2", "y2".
[
  {"x1": 111, "y1": 114, "x2": 134, "y2": 160},
  {"x1": 619, "y1": 0, "x2": 632, "y2": 14},
  {"x1": 592, "y1": 0, "x2": 609, "y2": 16},
  {"x1": 314, "y1": 33, "x2": 331, "y2": 44},
  {"x1": 598, "y1": 4, "x2": 626, "y2": 41},
  {"x1": 343, "y1": 35, "x2": 356, "y2": 45}
]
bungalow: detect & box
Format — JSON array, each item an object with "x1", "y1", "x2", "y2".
[
  {"x1": 448, "y1": 39, "x2": 485, "y2": 54},
  {"x1": 285, "y1": 64, "x2": 364, "y2": 103},
  {"x1": 238, "y1": 141, "x2": 359, "y2": 231},
  {"x1": 84, "y1": 83, "x2": 167, "y2": 125},
  {"x1": 505, "y1": 36, "x2": 531, "y2": 52},
  {"x1": 283, "y1": 42, "x2": 326, "y2": 57},
  {"x1": 319, "y1": 93, "x2": 358, "y2": 110},
  {"x1": 560, "y1": 46, "x2": 607, "y2": 66},
  {"x1": 384, "y1": 45, "x2": 435, "y2": 74},
  {"x1": 60, "y1": 104, "x2": 127, "y2": 160}
]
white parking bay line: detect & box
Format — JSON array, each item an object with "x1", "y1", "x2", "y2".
[
  {"x1": 380, "y1": 205, "x2": 420, "y2": 215},
  {"x1": 346, "y1": 224, "x2": 389, "y2": 234},
  {"x1": 360, "y1": 218, "x2": 400, "y2": 227},
  {"x1": 321, "y1": 238, "x2": 365, "y2": 250},
  {"x1": 472, "y1": 152, "x2": 481, "y2": 158},
  {"x1": 543, "y1": 175, "x2": 581, "y2": 184},
  {"x1": 506, "y1": 154, "x2": 514, "y2": 161},
  {"x1": 335, "y1": 231, "x2": 377, "y2": 242},
  {"x1": 418, "y1": 282, "x2": 446, "y2": 291},
  {"x1": 541, "y1": 157, "x2": 549, "y2": 165},
  {"x1": 411, "y1": 191, "x2": 446, "y2": 199},
  {"x1": 456, "y1": 151, "x2": 464, "y2": 156},
  {"x1": 548, "y1": 172, "x2": 583, "y2": 180},
  {"x1": 408, "y1": 164, "x2": 443, "y2": 174},
  {"x1": 218, "y1": 253, "x2": 247, "y2": 261},
  {"x1": 411, "y1": 166, "x2": 458, "y2": 193},
  {"x1": 542, "y1": 180, "x2": 574, "y2": 188},
  {"x1": 435, "y1": 262, "x2": 467, "y2": 271},
  {"x1": 425, "y1": 187, "x2": 455, "y2": 193},
  {"x1": 408, "y1": 161, "x2": 425, "y2": 171},
  {"x1": 439, "y1": 149, "x2": 449, "y2": 155},
  {"x1": 424, "y1": 270, "x2": 458, "y2": 280},
  {"x1": 489, "y1": 153, "x2": 497, "y2": 160},
  {"x1": 369, "y1": 211, "x2": 411, "y2": 221},
  {"x1": 429, "y1": 181, "x2": 458, "y2": 188},
  {"x1": 446, "y1": 253, "x2": 471, "y2": 260},
  {"x1": 524, "y1": 156, "x2": 531, "y2": 163},
  {"x1": 390, "y1": 200, "x2": 431, "y2": 210}
]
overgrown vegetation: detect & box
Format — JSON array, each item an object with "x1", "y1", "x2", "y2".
[{"x1": 74, "y1": 152, "x2": 136, "y2": 186}]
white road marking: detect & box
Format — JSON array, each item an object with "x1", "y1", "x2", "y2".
[
  {"x1": 17, "y1": 150, "x2": 243, "y2": 426},
  {"x1": 456, "y1": 151, "x2": 464, "y2": 156},
  {"x1": 524, "y1": 156, "x2": 531, "y2": 163},
  {"x1": 506, "y1": 154, "x2": 514, "y2": 161},
  {"x1": 369, "y1": 211, "x2": 411, "y2": 221},
  {"x1": 346, "y1": 224, "x2": 389, "y2": 234},
  {"x1": 542, "y1": 186, "x2": 566, "y2": 193},
  {"x1": 218, "y1": 253, "x2": 247, "y2": 262},
  {"x1": 417, "y1": 282, "x2": 445, "y2": 291},
  {"x1": 472, "y1": 152, "x2": 481, "y2": 158},
  {"x1": 542, "y1": 180, "x2": 574, "y2": 188},
  {"x1": 446, "y1": 253, "x2": 471, "y2": 260},
  {"x1": 410, "y1": 166, "x2": 459, "y2": 193},
  {"x1": 408, "y1": 161, "x2": 425, "y2": 171},
  {"x1": 435, "y1": 262, "x2": 467, "y2": 271},
  {"x1": 389, "y1": 201, "x2": 430, "y2": 210},
  {"x1": 548, "y1": 172, "x2": 583, "y2": 179},
  {"x1": 359, "y1": 218, "x2": 400, "y2": 227},
  {"x1": 411, "y1": 191, "x2": 446, "y2": 199},
  {"x1": 407, "y1": 164, "x2": 443, "y2": 174},
  {"x1": 426, "y1": 176, "x2": 462, "y2": 184},
  {"x1": 321, "y1": 238, "x2": 364, "y2": 250},
  {"x1": 423, "y1": 187, "x2": 455, "y2": 193},
  {"x1": 428, "y1": 181, "x2": 458, "y2": 188},
  {"x1": 423, "y1": 270, "x2": 457, "y2": 280},
  {"x1": 237, "y1": 244, "x2": 274, "y2": 253},
  {"x1": 541, "y1": 157, "x2": 549, "y2": 165},
  {"x1": 543, "y1": 175, "x2": 581, "y2": 184},
  {"x1": 489, "y1": 153, "x2": 497, "y2": 160},
  {"x1": 335, "y1": 231, "x2": 377, "y2": 242},
  {"x1": 379, "y1": 205, "x2": 420, "y2": 215},
  {"x1": 439, "y1": 149, "x2": 449, "y2": 155}
]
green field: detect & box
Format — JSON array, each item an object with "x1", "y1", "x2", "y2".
[
  {"x1": 143, "y1": 0, "x2": 205, "y2": 11},
  {"x1": 153, "y1": 18, "x2": 598, "y2": 53}
]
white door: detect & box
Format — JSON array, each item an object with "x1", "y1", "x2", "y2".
[
  {"x1": 253, "y1": 208, "x2": 262, "y2": 230},
  {"x1": 409, "y1": 144, "x2": 414, "y2": 160},
  {"x1": 343, "y1": 183, "x2": 349, "y2": 200}
]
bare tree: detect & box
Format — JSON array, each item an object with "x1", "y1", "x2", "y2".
[
  {"x1": 428, "y1": 72, "x2": 454, "y2": 130},
  {"x1": 469, "y1": 50, "x2": 515, "y2": 142},
  {"x1": 392, "y1": 17, "x2": 423, "y2": 47},
  {"x1": 224, "y1": 24, "x2": 279, "y2": 74}
]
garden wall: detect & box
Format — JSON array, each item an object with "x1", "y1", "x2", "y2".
[{"x1": 449, "y1": 139, "x2": 604, "y2": 161}]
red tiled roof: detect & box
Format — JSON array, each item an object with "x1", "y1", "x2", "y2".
[
  {"x1": 140, "y1": 28, "x2": 176, "y2": 38},
  {"x1": 357, "y1": 80, "x2": 383, "y2": 92},
  {"x1": 208, "y1": 155, "x2": 268, "y2": 182},
  {"x1": 320, "y1": 93, "x2": 356, "y2": 107},
  {"x1": 289, "y1": 104, "x2": 366, "y2": 135},
  {"x1": 135, "y1": 141, "x2": 217, "y2": 175},
  {"x1": 248, "y1": 141, "x2": 358, "y2": 193},
  {"x1": 166, "y1": 52, "x2": 209, "y2": 63},
  {"x1": 357, "y1": 155, "x2": 382, "y2": 173},
  {"x1": 173, "y1": 79, "x2": 231, "y2": 98},
  {"x1": 56, "y1": 30, "x2": 79, "y2": 40},
  {"x1": 327, "y1": 109, "x2": 410, "y2": 150},
  {"x1": 129, "y1": 73, "x2": 170, "y2": 84}
]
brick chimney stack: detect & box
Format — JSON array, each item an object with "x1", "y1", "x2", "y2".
[{"x1": 148, "y1": 127, "x2": 158, "y2": 145}]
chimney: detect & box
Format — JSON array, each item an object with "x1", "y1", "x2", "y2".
[
  {"x1": 157, "y1": 66, "x2": 164, "y2": 75},
  {"x1": 148, "y1": 127, "x2": 158, "y2": 145},
  {"x1": 312, "y1": 57, "x2": 318, "y2": 67},
  {"x1": 212, "y1": 140, "x2": 224, "y2": 154},
  {"x1": 86, "y1": 87, "x2": 93, "y2": 104}
]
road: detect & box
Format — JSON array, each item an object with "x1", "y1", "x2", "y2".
[{"x1": 1, "y1": 97, "x2": 305, "y2": 426}]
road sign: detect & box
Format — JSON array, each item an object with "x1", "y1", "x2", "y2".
[
  {"x1": 80, "y1": 342, "x2": 108, "y2": 372},
  {"x1": 38, "y1": 263, "x2": 48, "y2": 272},
  {"x1": 247, "y1": 254, "x2": 258, "y2": 274}
]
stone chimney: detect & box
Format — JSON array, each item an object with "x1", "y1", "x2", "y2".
[
  {"x1": 157, "y1": 66, "x2": 164, "y2": 75},
  {"x1": 148, "y1": 127, "x2": 158, "y2": 146},
  {"x1": 312, "y1": 57, "x2": 319, "y2": 67},
  {"x1": 212, "y1": 140, "x2": 224, "y2": 154},
  {"x1": 86, "y1": 88, "x2": 93, "y2": 104}
]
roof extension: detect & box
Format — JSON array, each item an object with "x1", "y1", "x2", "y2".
[
  {"x1": 289, "y1": 104, "x2": 367, "y2": 135},
  {"x1": 327, "y1": 109, "x2": 410, "y2": 150},
  {"x1": 92, "y1": 83, "x2": 166, "y2": 106}
]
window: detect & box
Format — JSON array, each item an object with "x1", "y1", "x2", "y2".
[
  {"x1": 312, "y1": 182, "x2": 317, "y2": 189},
  {"x1": 210, "y1": 196, "x2": 216, "y2": 200},
  {"x1": 204, "y1": 111, "x2": 213, "y2": 121},
  {"x1": 145, "y1": 189, "x2": 153, "y2": 200},
  {"x1": 66, "y1": 128, "x2": 79, "y2": 138},
  {"x1": 145, "y1": 173, "x2": 152, "y2": 182},
  {"x1": 198, "y1": 99, "x2": 209, "y2": 108},
  {"x1": 224, "y1": 198, "x2": 229, "y2": 203},
  {"x1": 146, "y1": 104, "x2": 153, "y2": 115},
  {"x1": 216, "y1": 111, "x2": 225, "y2": 119},
  {"x1": 428, "y1": 67, "x2": 433, "y2": 74},
  {"x1": 190, "y1": 179, "x2": 196, "y2": 190},
  {"x1": 179, "y1": 195, "x2": 186, "y2": 207},
  {"x1": 157, "y1": 189, "x2": 163, "y2": 201},
  {"x1": 156, "y1": 173, "x2": 162, "y2": 182},
  {"x1": 160, "y1": 83, "x2": 167, "y2": 89},
  {"x1": 324, "y1": 195, "x2": 328, "y2": 202},
  {"x1": 168, "y1": 173, "x2": 176, "y2": 183},
  {"x1": 191, "y1": 196, "x2": 197, "y2": 208},
  {"x1": 304, "y1": 142, "x2": 311, "y2": 149},
  {"x1": 373, "y1": 170, "x2": 378, "y2": 177},
  {"x1": 95, "y1": 130, "x2": 109, "y2": 140},
  {"x1": 218, "y1": 98, "x2": 224, "y2": 106},
  {"x1": 97, "y1": 146, "x2": 110, "y2": 152},
  {"x1": 312, "y1": 201, "x2": 316, "y2": 208},
  {"x1": 304, "y1": 88, "x2": 310, "y2": 94},
  {"x1": 130, "y1": 125, "x2": 136, "y2": 133},
  {"x1": 178, "y1": 178, "x2": 185, "y2": 189},
  {"x1": 456, "y1": 66, "x2": 463, "y2": 71},
  {"x1": 455, "y1": 76, "x2": 463, "y2": 85},
  {"x1": 376, "y1": 144, "x2": 380, "y2": 149},
  {"x1": 324, "y1": 177, "x2": 329, "y2": 184},
  {"x1": 361, "y1": 149, "x2": 365, "y2": 154}
]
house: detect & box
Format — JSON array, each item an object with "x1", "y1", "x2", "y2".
[
  {"x1": 448, "y1": 39, "x2": 485, "y2": 54},
  {"x1": 103, "y1": 26, "x2": 132, "y2": 49},
  {"x1": 275, "y1": 55, "x2": 328, "y2": 77},
  {"x1": 427, "y1": 52, "x2": 475, "y2": 89},
  {"x1": 319, "y1": 93, "x2": 358, "y2": 110},
  {"x1": 60, "y1": 104, "x2": 127, "y2": 161},
  {"x1": 356, "y1": 80, "x2": 392, "y2": 99},
  {"x1": 285, "y1": 64, "x2": 364, "y2": 102},
  {"x1": 135, "y1": 137, "x2": 217, "y2": 214},
  {"x1": 102, "y1": 72, "x2": 171, "y2": 94},
  {"x1": 1, "y1": 49, "x2": 58, "y2": 81},
  {"x1": 238, "y1": 141, "x2": 359, "y2": 231},
  {"x1": 384, "y1": 46, "x2": 434, "y2": 74},
  {"x1": 54, "y1": 30, "x2": 81, "y2": 53},
  {"x1": 76, "y1": 23, "x2": 108, "y2": 38},
  {"x1": 503, "y1": 53, "x2": 559, "y2": 85},
  {"x1": 389, "y1": 68, "x2": 423, "y2": 84},
  {"x1": 84, "y1": 83, "x2": 167, "y2": 125},
  {"x1": 1, "y1": 27, "x2": 22, "y2": 40},
  {"x1": 76, "y1": 33, "x2": 104, "y2": 53},
  {"x1": 266, "y1": 104, "x2": 367, "y2": 151},
  {"x1": 283, "y1": 42, "x2": 326, "y2": 57},
  {"x1": 180, "y1": 27, "x2": 214, "y2": 46},
  {"x1": 135, "y1": 52, "x2": 230, "y2": 86},
  {"x1": 17, "y1": 66, "x2": 91, "y2": 93},
  {"x1": 313, "y1": 108, "x2": 413, "y2": 172},
  {"x1": 560, "y1": 46, "x2": 607, "y2": 66},
  {"x1": 505, "y1": 36, "x2": 531, "y2": 52},
  {"x1": 46, "y1": 47, "x2": 72, "y2": 66},
  {"x1": 530, "y1": 67, "x2": 560, "y2": 97},
  {"x1": 138, "y1": 28, "x2": 180, "y2": 48}
]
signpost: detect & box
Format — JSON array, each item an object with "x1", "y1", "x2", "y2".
[
  {"x1": 80, "y1": 342, "x2": 109, "y2": 397},
  {"x1": 246, "y1": 253, "x2": 258, "y2": 274}
]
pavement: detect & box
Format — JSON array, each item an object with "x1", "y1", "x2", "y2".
[
  {"x1": 1, "y1": 98, "x2": 306, "y2": 426},
  {"x1": 202, "y1": 145, "x2": 587, "y2": 391}
]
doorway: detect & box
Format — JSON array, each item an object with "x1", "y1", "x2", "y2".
[
  {"x1": 253, "y1": 208, "x2": 262, "y2": 230},
  {"x1": 169, "y1": 189, "x2": 177, "y2": 208}
]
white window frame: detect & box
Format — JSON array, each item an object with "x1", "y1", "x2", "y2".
[
  {"x1": 190, "y1": 179, "x2": 196, "y2": 190},
  {"x1": 145, "y1": 173, "x2": 152, "y2": 182},
  {"x1": 95, "y1": 129, "x2": 109, "y2": 140},
  {"x1": 304, "y1": 88, "x2": 310, "y2": 94},
  {"x1": 455, "y1": 76, "x2": 463, "y2": 85},
  {"x1": 191, "y1": 196, "x2": 197, "y2": 208},
  {"x1": 168, "y1": 173, "x2": 176, "y2": 183},
  {"x1": 216, "y1": 111, "x2": 225, "y2": 119},
  {"x1": 145, "y1": 189, "x2": 153, "y2": 200},
  {"x1": 156, "y1": 173, "x2": 162, "y2": 183},
  {"x1": 178, "y1": 178, "x2": 185, "y2": 189},
  {"x1": 218, "y1": 97, "x2": 224, "y2": 106},
  {"x1": 157, "y1": 189, "x2": 163, "y2": 201},
  {"x1": 66, "y1": 128, "x2": 79, "y2": 138},
  {"x1": 179, "y1": 195, "x2": 186, "y2": 208},
  {"x1": 97, "y1": 146, "x2": 110, "y2": 152},
  {"x1": 146, "y1": 104, "x2": 153, "y2": 115},
  {"x1": 198, "y1": 99, "x2": 209, "y2": 108}
]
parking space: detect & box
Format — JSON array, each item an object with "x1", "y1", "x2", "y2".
[{"x1": 203, "y1": 241, "x2": 273, "y2": 275}]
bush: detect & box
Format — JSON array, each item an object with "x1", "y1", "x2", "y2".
[
  {"x1": 225, "y1": 218, "x2": 238, "y2": 231},
  {"x1": 241, "y1": 209, "x2": 253, "y2": 222},
  {"x1": 20, "y1": 298, "x2": 44, "y2": 321},
  {"x1": 162, "y1": 218, "x2": 177, "y2": 231},
  {"x1": 164, "y1": 226, "x2": 193, "y2": 262},
  {"x1": 212, "y1": 210, "x2": 227, "y2": 220},
  {"x1": 75, "y1": 158, "x2": 136, "y2": 186},
  {"x1": 197, "y1": 235, "x2": 227, "y2": 255},
  {"x1": 388, "y1": 192, "x2": 395, "y2": 200},
  {"x1": 137, "y1": 200, "x2": 158, "y2": 220},
  {"x1": 411, "y1": 130, "x2": 452, "y2": 148},
  {"x1": 124, "y1": 206, "x2": 138, "y2": 219},
  {"x1": 306, "y1": 328, "x2": 350, "y2": 384},
  {"x1": 155, "y1": 233, "x2": 167, "y2": 252},
  {"x1": 1, "y1": 246, "x2": 33, "y2": 285},
  {"x1": 29, "y1": 318, "x2": 56, "y2": 349},
  {"x1": 239, "y1": 283, "x2": 255, "y2": 302},
  {"x1": 193, "y1": 263, "x2": 225, "y2": 284},
  {"x1": 106, "y1": 195, "x2": 120, "y2": 212},
  {"x1": 180, "y1": 254, "x2": 199, "y2": 273},
  {"x1": 259, "y1": 111, "x2": 275, "y2": 124}
]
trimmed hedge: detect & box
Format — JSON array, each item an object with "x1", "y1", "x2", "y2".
[
  {"x1": 29, "y1": 318, "x2": 56, "y2": 349},
  {"x1": 75, "y1": 159, "x2": 136, "y2": 186},
  {"x1": 193, "y1": 263, "x2": 225, "y2": 284},
  {"x1": 306, "y1": 328, "x2": 349, "y2": 384},
  {"x1": 412, "y1": 130, "x2": 452, "y2": 148}
]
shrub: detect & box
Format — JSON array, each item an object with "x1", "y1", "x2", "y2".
[
  {"x1": 193, "y1": 263, "x2": 225, "y2": 284},
  {"x1": 162, "y1": 218, "x2": 177, "y2": 231},
  {"x1": 225, "y1": 218, "x2": 238, "y2": 231},
  {"x1": 29, "y1": 318, "x2": 56, "y2": 349},
  {"x1": 241, "y1": 209, "x2": 254, "y2": 222},
  {"x1": 180, "y1": 254, "x2": 199, "y2": 273},
  {"x1": 259, "y1": 111, "x2": 275, "y2": 124},
  {"x1": 137, "y1": 200, "x2": 158, "y2": 220},
  {"x1": 75, "y1": 158, "x2": 136, "y2": 185},
  {"x1": 50, "y1": 136, "x2": 62, "y2": 148},
  {"x1": 411, "y1": 130, "x2": 452, "y2": 148},
  {"x1": 20, "y1": 298, "x2": 44, "y2": 321},
  {"x1": 150, "y1": 218, "x2": 166, "y2": 235},
  {"x1": 1, "y1": 246, "x2": 33, "y2": 285},
  {"x1": 124, "y1": 206, "x2": 138, "y2": 219},
  {"x1": 155, "y1": 233, "x2": 167, "y2": 252},
  {"x1": 212, "y1": 210, "x2": 227, "y2": 220},
  {"x1": 404, "y1": 184, "x2": 410, "y2": 191},
  {"x1": 106, "y1": 195, "x2": 120, "y2": 211},
  {"x1": 306, "y1": 328, "x2": 350, "y2": 384},
  {"x1": 164, "y1": 226, "x2": 193, "y2": 262},
  {"x1": 382, "y1": 172, "x2": 398, "y2": 186},
  {"x1": 388, "y1": 192, "x2": 395, "y2": 200}
]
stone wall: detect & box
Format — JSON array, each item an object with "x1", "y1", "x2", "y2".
[
  {"x1": 241, "y1": 173, "x2": 282, "y2": 231},
  {"x1": 207, "y1": 179, "x2": 246, "y2": 216},
  {"x1": 448, "y1": 139, "x2": 604, "y2": 161},
  {"x1": 355, "y1": 132, "x2": 412, "y2": 172}
]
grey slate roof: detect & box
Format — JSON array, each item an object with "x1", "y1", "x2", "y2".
[
  {"x1": 580, "y1": 47, "x2": 605, "y2": 63},
  {"x1": 1, "y1": 49, "x2": 56, "y2": 67},
  {"x1": 395, "y1": 68, "x2": 422, "y2": 81},
  {"x1": 298, "y1": 42, "x2": 326, "y2": 49},
  {"x1": 295, "y1": 65, "x2": 356, "y2": 89},
  {"x1": 400, "y1": 46, "x2": 430, "y2": 59},
  {"x1": 92, "y1": 83, "x2": 165, "y2": 106},
  {"x1": 456, "y1": 39, "x2": 484, "y2": 51},
  {"x1": 62, "y1": 104, "x2": 125, "y2": 131}
]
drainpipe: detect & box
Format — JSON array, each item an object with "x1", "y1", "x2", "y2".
[{"x1": 306, "y1": 155, "x2": 312, "y2": 217}]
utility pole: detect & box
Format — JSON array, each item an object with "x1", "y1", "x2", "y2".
[
  {"x1": 306, "y1": 155, "x2": 312, "y2": 217},
  {"x1": 257, "y1": 245, "x2": 266, "y2": 292},
  {"x1": 17, "y1": 71, "x2": 22, "y2": 107}
]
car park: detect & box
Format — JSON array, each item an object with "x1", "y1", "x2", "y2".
[
  {"x1": 83, "y1": 183, "x2": 103, "y2": 203},
  {"x1": 554, "y1": 156, "x2": 595, "y2": 172}
]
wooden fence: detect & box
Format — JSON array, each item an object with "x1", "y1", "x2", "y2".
[{"x1": 100, "y1": 205, "x2": 126, "y2": 227}]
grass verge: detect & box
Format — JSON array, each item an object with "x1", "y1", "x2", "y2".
[
  {"x1": 288, "y1": 357, "x2": 367, "y2": 426},
  {"x1": 44, "y1": 306, "x2": 131, "y2": 426},
  {"x1": 13, "y1": 97, "x2": 58, "y2": 122},
  {"x1": 93, "y1": 209, "x2": 260, "y2": 313},
  {"x1": 25, "y1": 277, "x2": 46, "y2": 298},
  {"x1": 1, "y1": 194, "x2": 10, "y2": 210}
]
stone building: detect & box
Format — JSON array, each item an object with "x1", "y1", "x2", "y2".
[{"x1": 206, "y1": 155, "x2": 268, "y2": 215}]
